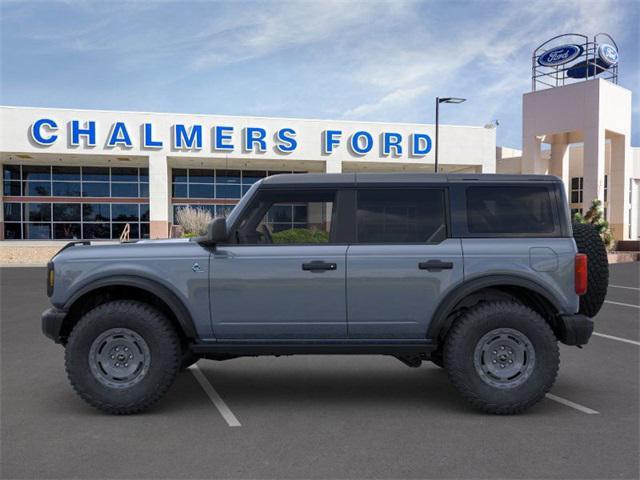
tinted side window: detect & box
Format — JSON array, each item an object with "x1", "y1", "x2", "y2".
[
  {"x1": 466, "y1": 186, "x2": 556, "y2": 234},
  {"x1": 237, "y1": 190, "x2": 336, "y2": 245},
  {"x1": 356, "y1": 189, "x2": 446, "y2": 244}
]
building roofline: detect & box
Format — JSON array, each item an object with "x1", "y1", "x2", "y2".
[{"x1": 0, "y1": 105, "x2": 489, "y2": 130}]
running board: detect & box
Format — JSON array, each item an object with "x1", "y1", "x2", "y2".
[{"x1": 191, "y1": 340, "x2": 436, "y2": 357}]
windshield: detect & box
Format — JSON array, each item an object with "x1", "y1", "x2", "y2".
[{"x1": 225, "y1": 180, "x2": 262, "y2": 228}]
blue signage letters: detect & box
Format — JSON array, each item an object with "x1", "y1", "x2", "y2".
[
  {"x1": 173, "y1": 124, "x2": 203, "y2": 150},
  {"x1": 143, "y1": 123, "x2": 163, "y2": 148},
  {"x1": 70, "y1": 120, "x2": 96, "y2": 147},
  {"x1": 28, "y1": 118, "x2": 434, "y2": 158},
  {"x1": 275, "y1": 128, "x2": 297, "y2": 153},
  {"x1": 323, "y1": 130, "x2": 342, "y2": 154},
  {"x1": 107, "y1": 122, "x2": 133, "y2": 148},
  {"x1": 244, "y1": 127, "x2": 267, "y2": 152},
  {"x1": 350, "y1": 131, "x2": 373, "y2": 155},
  {"x1": 214, "y1": 126, "x2": 234, "y2": 151},
  {"x1": 383, "y1": 132, "x2": 403, "y2": 156},
  {"x1": 411, "y1": 133, "x2": 432, "y2": 156},
  {"x1": 30, "y1": 118, "x2": 58, "y2": 145}
]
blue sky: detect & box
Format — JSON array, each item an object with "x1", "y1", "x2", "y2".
[{"x1": 1, "y1": 0, "x2": 638, "y2": 148}]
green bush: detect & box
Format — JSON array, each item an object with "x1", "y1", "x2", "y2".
[
  {"x1": 573, "y1": 199, "x2": 615, "y2": 251},
  {"x1": 271, "y1": 228, "x2": 329, "y2": 244}
]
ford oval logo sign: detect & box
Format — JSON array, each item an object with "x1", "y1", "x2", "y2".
[
  {"x1": 598, "y1": 44, "x2": 618, "y2": 66},
  {"x1": 538, "y1": 44, "x2": 583, "y2": 67}
]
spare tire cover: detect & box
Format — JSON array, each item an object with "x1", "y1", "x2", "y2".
[{"x1": 572, "y1": 223, "x2": 609, "y2": 317}]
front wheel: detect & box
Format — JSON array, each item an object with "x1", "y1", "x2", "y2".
[
  {"x1": 65, "y1": 300, "x2": 181, "y2": 414},
  {"x1": 444, "y1": 301, "x2": 559, "y2": 414}
]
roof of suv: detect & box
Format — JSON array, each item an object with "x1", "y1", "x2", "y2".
[{"x1": 260, "y1": 172, "x2": 561, "y2": 188}]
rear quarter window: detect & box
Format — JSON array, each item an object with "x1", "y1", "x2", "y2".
[{"x1": 465, "y1": 185, "x2": 558, "y2": 236}]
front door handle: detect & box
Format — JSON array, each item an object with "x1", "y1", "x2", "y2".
[
  {"x1": 302, "y1": 261, "x2": 337, "y2": 272},
  {"x1": 419, "y1": 260, "x2": 454, "y2": 271}
]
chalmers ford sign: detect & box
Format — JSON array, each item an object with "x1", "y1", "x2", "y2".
[{"x1": 29, "y1": 118, "x2": 434, "y2": 157}]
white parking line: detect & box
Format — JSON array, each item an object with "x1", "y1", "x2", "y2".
[
  {"x1": 609, "y1": 284, "x2": 640, "y2": 291},
  {"x1": 189, "y1": 364, "x2": 241, "y2": 427},
  {"x1": 604, "y1": 300, "x2": 640, "y2": 309},
  {"x1": 545, "y1": 394, "x2": 600, "y2": 414},
  {"x1": 593, "y1": 332, "x2": 640, "y2": 346}
]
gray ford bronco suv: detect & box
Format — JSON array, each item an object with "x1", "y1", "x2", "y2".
[{"x1": 42, "y1": 173, "x2": 608, "y2": 415}]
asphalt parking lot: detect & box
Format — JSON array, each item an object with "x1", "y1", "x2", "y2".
[{"x1": 1, "y1": 263, "x2": 638, "y2": 479}]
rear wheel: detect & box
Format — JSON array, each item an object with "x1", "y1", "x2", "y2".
[
  {"x1": 444, "y1": 301, "x2": 559, "y2": 414},
  {"x1": 65, "y1": 300, "x2": 181, "y2": 414}
]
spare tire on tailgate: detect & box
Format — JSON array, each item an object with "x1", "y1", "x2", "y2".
[{"x1": 572, "y1": 223, "x2": 609, "y2": 317}]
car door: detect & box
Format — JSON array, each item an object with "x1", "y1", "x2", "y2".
[
  {"x1": 346, "y1": 187, "x2": 463, "y2": 339},
  {"x1": 210, "y1": 188, "x2": 348, "y2": 339}
]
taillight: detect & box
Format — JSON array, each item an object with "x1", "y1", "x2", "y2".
[{"x1": 575, "y1": 253, "x2": 588, "y2": 295}]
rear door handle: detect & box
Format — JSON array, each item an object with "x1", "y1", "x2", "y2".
[
  {"x1": 419, "y1": 260, "x2": 454, "y2": 271},
  {"x1": 302, "y1": 261, "x2": 337, "y2": 272}
]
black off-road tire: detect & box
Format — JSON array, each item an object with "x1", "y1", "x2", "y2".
[
  {"x1": 572, "y1": 222, "x2": 609, "y2": 317},
  {"x1": 444, "y1": 301, "x2": 559, "y2": 414},
  {"x1": 65, "y1": 300, "x2": 181, "y2": 414}
]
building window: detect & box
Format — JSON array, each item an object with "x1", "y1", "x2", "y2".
[
  {"x1": 170, "y1": 169, "x2": 303, "y2": 224},
  {"x1": 2, "y1": 164, "x2": 149, "y2": 240},
  {"x1": 571, "y1": 177, "x2": 583, "y2": 203},
  {"x1": 604, "y1": 175, "x2": 608, "y2": 203}
]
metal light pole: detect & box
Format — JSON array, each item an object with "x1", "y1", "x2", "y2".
[{"x1": 435, "y1": 97, "x2": 466, "y2": 173}]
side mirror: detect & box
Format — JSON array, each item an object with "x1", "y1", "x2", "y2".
[{"x1": 206, "y1": 217, "x2": 228, "y2": 244}]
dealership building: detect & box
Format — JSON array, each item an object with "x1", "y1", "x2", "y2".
[
  {"x1": 0, "y1": 107, "x2": 496, "y2": 241},
  {"x1": 0, "y1": 34, "x2": 638, "y2": 244}
]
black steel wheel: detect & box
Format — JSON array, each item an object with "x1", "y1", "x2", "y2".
[
  {"x1": 65, "y1": 300, "x2": 181, "y2": 414},
  {"x1": 444, "y1": 301, "x2": 559, "y2": 414}
]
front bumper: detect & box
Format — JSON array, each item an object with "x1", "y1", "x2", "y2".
[
  {"x1": 556, "y1": 313, "x2": 594, "y2": 346},
  {"x1": 41, "y1": 307, "x2": 68, "y2": 344}
]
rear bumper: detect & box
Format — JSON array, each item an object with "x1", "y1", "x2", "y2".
[
  {"x1": 556, "y1": 313, "x2": 594, "y2": 346},
  {"x1": 41, "y1": 307, "x2": 68, "y2": 344}
]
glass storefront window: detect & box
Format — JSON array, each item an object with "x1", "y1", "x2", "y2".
[
  {"x1": 26, "y1": 203, "x2": 51, "y2": 222},
  {"x1": 24, "y1": 223, "x2": 51, "y2": 239},
  {"x1": 52, "y1": 166, "x2": 80, "y2": 181},
  {"x1": 22, "y1": 165, "x2": 51, "y2": 181},
  {"x1": 216, "y1": 184, "x2": 241, "y2": 199},
  {"x1": 4, "y1": 202, "x2": 21, "y2": 221},
  {"x1": 52, "y1": 182, "x2": 81, "y2": 197},
  {"x1": 111, "y1": 183, "x2": 139, "y2": 197},
  {"x1": 3, "y1": 181, "x2": 21, "y2": 196},
  {"x1": 3, "y1": 165, "x2": 21, "y2": 181},
  {"x1": 188, "y1": 184, "x2": 215, "y2": 199},
  {"x1": 83, "y1": 223, "x2": 111, "y2": 239},
  {"x1": 25, "y1": 181, "x2": 51, "y2": 196},
  {"x1": 111, "y1": 167, "x2": 138, "y2": 181},
  {"x1": 83, "y1": 203, "x2": 111, "y2": 221},
  {"x1": 53, "y1": 203, "x2": 81, "y2": 222},
  {"x1": 82, "y1": 182, "x2": 110, "y2": 197},
  {"x1": 112, "y1": 204, "x2": 139, "y2": 222},
  {"x1": 82, "y1": 167, "x2": 109, "y2": 182},
  {"x1": 54, "y1": 223, "x2": 81, "y2": 239}
]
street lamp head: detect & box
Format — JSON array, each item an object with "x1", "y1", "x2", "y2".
[{"x1": 438, "y1": 97, "x2": 466, "y2": 104}]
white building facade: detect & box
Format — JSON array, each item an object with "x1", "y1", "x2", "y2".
[{"x1": 0, "y1": 106, "x2": 495, "y2": 240}]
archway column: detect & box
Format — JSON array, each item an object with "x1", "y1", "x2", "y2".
[{"x1": 148, "y1": 153, "x2": 170, "y2": 239}]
